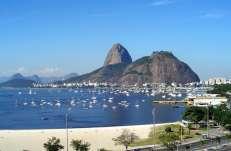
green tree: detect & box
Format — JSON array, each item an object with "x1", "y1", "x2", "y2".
[
  {"x1": 183, "y1": 106, "x2": 207, "y2": 125},
  {"x1": 71, "y1": 139, "x2": 90, "y2": 151},
  {"x1": 43, "y1": 137, "x2": 64, "y2": 151},
  {"x1": 71, "y1": 140, "x2": 82, "y2": 151},
  {"x1": 79, "y1": 142, "x2": 90, "y2": 151},
  {"x1": 113, "y1": 129, "x2": 139, "y2": 150},
  {"x1": 159, "y1": 130, "x2": 180, "y2": 151},
  {"x1": 165, "y1": 127, "x2": 173, "y2": 134}
]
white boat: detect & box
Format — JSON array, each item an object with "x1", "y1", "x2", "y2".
[
  {"x1": 55, "y1": 102, "x2": 61, "y2": 107},
  {"x1": 29, "y1": 90, "x2": 32, "y2": 95},
  {"x1": 112, "y1": 106, "x2": 117, "y2": 110},
  {"x1": 102, "y1": 104, "x2": 108, "y2": 108},
  {"x1": 108, "y1": 100, "x2": 113, "y2": 103},
  {"x1": 135, "y1": 104, "x2": 140, "y2": 108}
]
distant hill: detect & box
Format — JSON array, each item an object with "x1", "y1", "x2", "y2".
[
  {"x1": 65, "y1": 44, "x2": 200, "y2": 85},
  {"x1": 62, "y1": 73, "x2": 79, "y2": 80},
  {"x1": 10, "y1": 73, "x2": 25, "y2": 80},
  {"x1": 0, "y1": 74, "x2": 39, "y2": 88},
  {"x1": 27, "y1": 75, "x2": 41, "y2": 83},
  {"x1": 0, "y1": 79, "x2": 35, "y2": 88},
  {"x1": 0, "y1": 76, "x2": 10, "y2": 83},
  {"x1": 0, "y1": 73, "x2": 80, "y2": 88}
]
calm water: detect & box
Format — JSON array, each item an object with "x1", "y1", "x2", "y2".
[{"x1": 0, "y1": 88, "x2": 185, "y2": 129}]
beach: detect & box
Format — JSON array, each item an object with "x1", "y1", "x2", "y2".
[{"x1": 0, "y1": 122, "x2": 179, "y2": 151}]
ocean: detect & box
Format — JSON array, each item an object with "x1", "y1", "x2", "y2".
[{"x1": 0, "y1": 88, "x2": 185, "y2": 129}]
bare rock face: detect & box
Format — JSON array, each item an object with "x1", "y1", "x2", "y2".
[
  {"x1": 120, "y1": 51, "x2": 200, "y2": 85},
  {"x1": 65, "y1": 48, "x2": 200, "y2": 85},
  {"x1": 104, "y1": 43, "x2": 132, "y2": 66}
]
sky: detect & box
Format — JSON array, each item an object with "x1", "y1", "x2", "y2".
[{"x1": 0, "y1": 0, "x2": 231, "y2": 80}]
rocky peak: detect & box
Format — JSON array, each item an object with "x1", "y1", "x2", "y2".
[
  {"x1": 150, "y1": 51, "x2": 176, "y2": 59},
  {"x1": 120, "y1": 51, "x2": 200, "y2": 85},
  {"x1": 104, "y1": 43, "x2": 132, "y2": 66}
]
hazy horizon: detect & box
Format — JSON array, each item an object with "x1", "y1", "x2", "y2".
[{"x1": 1, "y1": 0, "x2": 231, "y2": 80}]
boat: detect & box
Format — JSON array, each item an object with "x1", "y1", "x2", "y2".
[
  {"x1": 29, "y1": 89, "x2": 32, "y2": 95},
  {"x1": 41, "y1": 117, "x2": 49, "y2": 121}
]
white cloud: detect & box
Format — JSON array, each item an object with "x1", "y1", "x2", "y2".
[
  {"x1": 150, "y1": 0, "x2": 174, "y2": 6},
  {"x1": 37, "y1": 67, "x2": 63, "y2": 77},
  {"x1": 200, "y1": 12, "x2": 225, "y2": 19},
  {"x1": 16, "y1": 67, "x2": 27, "y2": 73}
]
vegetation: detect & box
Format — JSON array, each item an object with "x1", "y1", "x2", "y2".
[
  {"x1": 113, "y1": 129, "x2": 139, "y2": 150},
  {"x1": 131, "y1": 124, "x2": 197, "y2": 148},
  {"x1": 183, "y1": 106, "x2": 208, "y2": 125},
  {"x1": 70, "y1": 139, "x2": 91, "y2": 151},
  {"x1": 183, "y1": 105, "x2": 231, "y2": 130},
  {"x1": 208, "y1": 84, "x2": 231, "y2": 97},
  {"x1": 98, "y1": 148, "x2": 111, "y2": 151},
  {"x1": 158, "y1": 127, "x2": 180, "y2": 150},
  {"x1": 43, "y1": 137, "x2": 64, "y2": 151}
]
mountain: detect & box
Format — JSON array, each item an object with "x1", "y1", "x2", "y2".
[
  {"x1": 0, "y1": 74, "x2": 35, "y2": 88},
  {"x1": 0, "y1": 79, "x2": 35, "y2": 88},
  {"x1": 65, "y1": 63, "x2": 128, "y2": 83},
  {"x1": 119, "y1": 51, "x2": 200, "y2": 85},
  {"x1": 0, "y1": 76, "x2": 10, "y2": 83},
  {"x1": 62, "y1": 73, "x2": 79, "y2": 80},
  {"x1": 10, "y1": 73, "x2": 25, "y2": 80},
  {"x1": 65, "y1": 45, "x2": 200, "y2": 85},
  {"x1": 27, "y1": 75, "x2": 41, "y2": 83},
  {"x1": 104, "y1": 43, "x2": 132, "y2": 66}
]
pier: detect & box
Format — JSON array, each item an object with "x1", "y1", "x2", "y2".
[{"x1": 153, "y1": 100, "x2": 188, "y2": 104}]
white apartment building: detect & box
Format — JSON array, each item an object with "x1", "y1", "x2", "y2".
[
  {"x1": 187, "y1": 95, "x2": 228, "y2": 107},
  {"x1": 203, "y1": 77, "x2": 230, "y2": 85}
]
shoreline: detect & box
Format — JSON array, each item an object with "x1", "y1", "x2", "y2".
[
  {"x1": 0, "y1": 122, "x2": 181, "y2": 131},
  {"x1": 0, "y1": 122, "x2": 180, "y2": 132},
  {"x1": 0, "y1": 122, "x2": 180, "y2": 151}
]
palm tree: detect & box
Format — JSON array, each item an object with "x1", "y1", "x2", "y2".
[
  {"x1": 79, "y1": 142, "x2": 90, "y2": 151},
  {"x1": 43, "y1": 137, "x2": 64, "y2": 151},
  {"x1": 71, "y1": 140, "x2": 82, "y2": 151},
  {"x1": 71, "y1": 139, "x2": 90, "y2": 151}
]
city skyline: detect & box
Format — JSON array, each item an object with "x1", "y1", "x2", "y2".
[{"x1": 0, "y1": 0, "x2": 231, "y2": 79}]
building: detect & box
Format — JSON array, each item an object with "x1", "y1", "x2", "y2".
[
  {"x1": 187, "y1": 95, "x2": 228, "y2": 107},
  {"x1": 202, "y1": 77, "x2": 230, "y2": 86}
]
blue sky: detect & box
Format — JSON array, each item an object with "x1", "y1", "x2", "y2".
[{"x1": 0, "y1": 0, "x2": 230, "y2": 79}]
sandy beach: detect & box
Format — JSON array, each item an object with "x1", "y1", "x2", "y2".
[{"x1": 0, "y1": 122, "x2": 179, "y2": 151}]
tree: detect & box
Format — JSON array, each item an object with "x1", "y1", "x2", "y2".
[
  {"x1": 159, "y1": 130, "x2": 180, "y2": 151},
  {"x1": 113, "y1": 129, "x2": 139, "y2": 150},
  {"x1": 187, "y1": 123, "x2": 193, "y2": 135},
  {"x1": 71, "y1": 139, "x2": 90, "y2": 151},
  {"x1": 183, "y1": 106, "x2": 207, "y2": 125},
  {"x1": 43, "y1": 137, "x2": 64, "y2": 151},
  {"x1": 79, "y1": 142, "x2": 90, "y2": 151},
  {"x1": 165, "y1": 127, "x2": 173, "y2": 134},
  {"x1": 71, "y1": 140, "x2": 82, "y2": 151}
]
